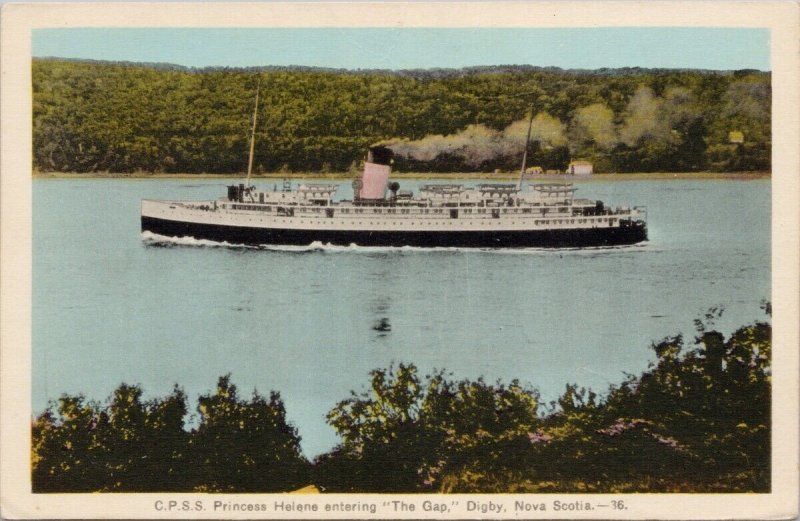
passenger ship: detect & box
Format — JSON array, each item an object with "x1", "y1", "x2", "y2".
[
  {"x1": 141, "y1": 86, "x2": 647, "y2": 248},
  {"x1": 141, "y1": 146, "x2": 647, "y2": 248}
]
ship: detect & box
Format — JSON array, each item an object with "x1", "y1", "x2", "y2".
[{"x1": 141, "y1": 88, "x2": 647, "y2": 249}]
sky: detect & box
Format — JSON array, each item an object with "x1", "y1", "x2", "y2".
[{"x1": 32, "y1": 27, "x2": 770, "y2": 71}]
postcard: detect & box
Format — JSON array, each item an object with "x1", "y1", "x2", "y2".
[{"x1": 1, "y1": 1, "x2": 798, "y2": 519}]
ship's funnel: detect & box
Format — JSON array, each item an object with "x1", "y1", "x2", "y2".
[{"x1": 358, "y1": 146, "x2": 392, "y2": 200}]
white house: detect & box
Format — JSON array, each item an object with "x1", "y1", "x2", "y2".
[{"x1": 568, "y1": 160, "x2": 593, "y2": 175}]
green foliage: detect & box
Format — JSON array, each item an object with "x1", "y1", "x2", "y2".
[
  {"x1": 319, "y1": 363, "x2": 541, "y2": 492},
  {"x1": 32, "y1": 384, "x2": 189, "y2": 492},
  {"x1": 437, "y1": 311, "x2": 771, "y2": 493},
  {"x1": 191, "y1": 375, "x2": 308, "y2": 492},
  {"x1": 320, "y1": 310, "x2": 771, "y2": 493},
  {"x1": 33, "y1": 59, "x2": 770, "y2": 173},
  {"x1": 31, "y1": 377, "x2": 309, "y2": 493},
  {"x1": 31, "y1": 311, "x2": 771, "y2": 493}
]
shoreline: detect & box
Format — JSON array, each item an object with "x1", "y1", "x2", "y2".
[{"x1": 33, "y1": 171, "x2": 771, "y2": 181}]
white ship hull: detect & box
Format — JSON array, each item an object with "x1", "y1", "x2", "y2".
[{"x1": 141, "y1": 196, "x2": 648, "y2": 248}]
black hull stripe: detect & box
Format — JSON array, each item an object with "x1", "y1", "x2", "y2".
[{"x1": 141, "y1": 216, "x2": 648, "y2": 248}]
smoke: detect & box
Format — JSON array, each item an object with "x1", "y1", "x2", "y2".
[
  {"x1": 571, "y1": 103, "x2": 617, "y2": 150},
  {"x1": 382, "y1": 113, "x2": 566, "y2": 168},
  {"x1": 717, "y1": 78, "x2": 770, "y2": 142},
  {"x1": 506, "y1": 113, "x2": 568, "y2": 148},
  {"x1": 381, "y1": 84, "x2": 716, "y2": 166},
  {"x1": 383, "y1": 124, "x2": 499, "y2": 167},
  {"x1": 662, "y1": 87, "x2": 702, "y2": 129},
  {"x1": 722, "y1": 79, "x2": 770, "y2": 120},
  {"x1": 617, "y1": 86, "x2": 705, "y2": 148},
  {"x1": 619, "y1": 86, "x2": 667, "y2": 146}
]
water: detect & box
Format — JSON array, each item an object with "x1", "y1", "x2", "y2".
[{"x1": 33, "y1": 177, "x2": 771, "y2": 457}]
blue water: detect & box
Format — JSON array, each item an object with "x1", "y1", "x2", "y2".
[{"x1": 33, "y1": 177, "x2": 770, "y2": 457}]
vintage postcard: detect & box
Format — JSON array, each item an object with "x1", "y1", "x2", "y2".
[{"x1": 1, "y1": 1, "x2": 798, "y2": 519}]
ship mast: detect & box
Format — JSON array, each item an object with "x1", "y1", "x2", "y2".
[
  {"x1": 245, "y1": 78, "x2": 261, "y2": 188},
  {"x1": 517, "y1": 105, "x2": 535, "y2": 190}
]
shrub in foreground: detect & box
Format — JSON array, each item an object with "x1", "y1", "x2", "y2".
[
  {"x1": 31, "y1": 375, "x2": 309, "y2": 492},
  {"x1": 32, "y1": 312, "x2": 770, "y2": 493},
  {"x1": 318, "y1": 313, "x2": 770, "y2": 493}
]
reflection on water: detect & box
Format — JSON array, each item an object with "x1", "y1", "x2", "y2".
[
  {"x1": 371, "y1": 297, "x2": 392, "y2": 337},
  {"x1": 372, "y1": 317, "x2": 392, "y2": 335}
]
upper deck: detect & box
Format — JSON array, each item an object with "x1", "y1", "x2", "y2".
[{"x1": 228, "y1": 180, "x2": 593, "y2": 210}]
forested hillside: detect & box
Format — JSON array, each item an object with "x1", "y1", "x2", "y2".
[{"x1": 32, "y1": 59, "x2": 771, "y2": 174}]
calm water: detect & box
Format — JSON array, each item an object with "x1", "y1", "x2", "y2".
[{"x1": 33, "y1": 177, "x2": 770, "y2": 456}]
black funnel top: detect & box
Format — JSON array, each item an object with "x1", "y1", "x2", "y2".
[{"x1": 367, "y1": 146, "x2": 393, "y2": 166}]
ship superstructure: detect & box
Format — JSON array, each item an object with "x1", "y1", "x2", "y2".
[{"x1": 141, "y1": 147, "x2": 647, "y2": 248}]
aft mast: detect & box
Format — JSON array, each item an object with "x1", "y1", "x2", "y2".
[
  {"x1": 517, "y1": 105, "x2": 535, "y2": 190},
  {"x1": 245, "y1": 78, "x2": 261, "y2": 189}
]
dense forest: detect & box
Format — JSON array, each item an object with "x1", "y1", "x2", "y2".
[
  {"x1": 32, "y1": 308, "x2": 771, "y2": 493},
  {"x1": 32, "y1": 59, "x2": 771, "y2": 174}
]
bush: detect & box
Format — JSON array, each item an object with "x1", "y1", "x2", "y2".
[
  {"x1": 320, "y1": 311, "x2": 771, "y2": 493},
  {"x1": 31, "y1": 376, "x2": 309, "y2": 492}
]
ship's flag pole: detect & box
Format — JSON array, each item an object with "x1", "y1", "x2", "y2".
[
  {"x1": 517, "y1": 105, "x2": 535, "y2": 190},
  {"x1": 246, "y1": 77, "x2": 261, "y2": 189}
]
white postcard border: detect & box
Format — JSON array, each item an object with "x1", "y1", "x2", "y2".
[{"x1": 1, "y1": 2, "x2": 798, "y2": 519}]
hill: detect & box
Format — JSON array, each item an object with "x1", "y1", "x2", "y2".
[{"x1": 33, "y1": 58, "x2": 770, "y2": 174}]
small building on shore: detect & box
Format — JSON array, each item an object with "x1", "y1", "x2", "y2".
[
  {"x1": 728, "y1": 131, "x2": 745, "y2": 144},
  {"x1": 568, "y1": 160, "x2": 593, "y2": 175}
]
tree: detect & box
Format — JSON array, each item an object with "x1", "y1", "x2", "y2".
[
  {"x1": 321, "y1": 364, "x2": 540, "y2": 492},
  {"x1": 32, "y1": 59, "x2": 771, "y2": 174},
  {"x1": 32, "y1": 395, "x2": 108, "y2": 492},
  {"x1": 31, "y1": 376, "x2": 310, "y2": 492},
  {"x1": 192, "y1": 375, "x2": 309, "y2": 492}
]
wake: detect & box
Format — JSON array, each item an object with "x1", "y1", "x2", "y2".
[{"x1": 141, "y1": 231, "x2": 655, "y2": 255}]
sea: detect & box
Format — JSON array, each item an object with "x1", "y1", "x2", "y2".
[{"x1": 33, "y1": 177, "x2": 770, "y2": 457}]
